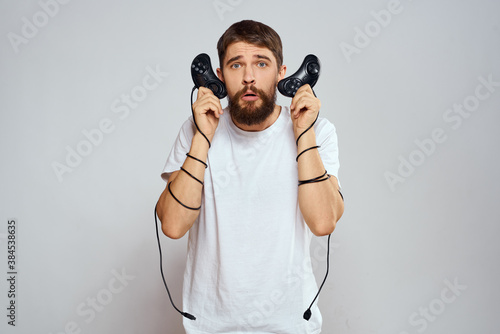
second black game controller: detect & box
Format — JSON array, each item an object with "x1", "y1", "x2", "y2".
[
  {"x1": 278, "y1": 54, "x2": 320, "y2": 97},
  {"x1": 191, "y1": 53, "x2": 227, "y2": 99}
]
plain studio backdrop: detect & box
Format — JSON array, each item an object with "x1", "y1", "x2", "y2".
[{"x1": 1, "y1": 0, "x2": 499, "y2": 333}]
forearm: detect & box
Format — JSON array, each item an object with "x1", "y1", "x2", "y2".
[
  {"x1": 296, "y1": 128, "x2": 344, "y2": 236},
  {"x1": 157, "y1": 132, "x2": 209, "y2": 239}
]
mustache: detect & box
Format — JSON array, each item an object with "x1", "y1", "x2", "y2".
[{"x1": 233, "y1": 85, "x2": 266, "y2": 99}]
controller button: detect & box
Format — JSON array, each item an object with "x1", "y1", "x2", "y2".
[
  {"x1": 307, "y1": 63, "x2": 319, "y2": 75},
  {"x1": 209, "y1": 83, "x2": 219, "y2": 93}
]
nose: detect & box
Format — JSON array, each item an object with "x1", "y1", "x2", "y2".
[{"x1": 242, "y1": 66, "x2": 255, "y2": 85}]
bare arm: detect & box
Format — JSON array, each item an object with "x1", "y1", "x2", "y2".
[
  {"x1": 156, "y1": 133, "x2": 210, "y2": 239},
  {"x1": 156, "y1": 87, "x2": 223, "y2": 239},
  {"x1": 296, "y1": 127, "x2": 344, "y2": 236},
  {"x1": 291, "y1": 85, "x2": 344, "y2": 236}
]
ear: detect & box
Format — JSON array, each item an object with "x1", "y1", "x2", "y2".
[
  {"x1": 278, "y1": 65, "x2": 286, "y2": 81},
  {"x1": 216, "y1": 68, "x2": 224, "y2": 83}
]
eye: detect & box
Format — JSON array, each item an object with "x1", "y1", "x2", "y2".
[
  {"x1": 257, "y1": 62, "x2": 267, "y2": 68},
  {"x1": 231, "y1": 63, "x2": 241, "y2": 69}
]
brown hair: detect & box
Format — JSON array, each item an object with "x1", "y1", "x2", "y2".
[{"x1": 217, "y1": 20, "x2": 283, "y2": 72}]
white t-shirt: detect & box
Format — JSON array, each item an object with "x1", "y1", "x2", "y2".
[{"x1": 161, "y1": 106, "x2": 340, "y2": 334}]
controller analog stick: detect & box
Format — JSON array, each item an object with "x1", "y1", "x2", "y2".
[
  {"x1": 209, "y1": 83, "x2": 220, "y2": 94},
  {"x1": 307, "y1": 63, "x2": 319, "y2": 75}
]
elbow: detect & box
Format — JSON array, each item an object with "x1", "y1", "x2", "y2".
[
  {"x1": 159, "y1": 213, "x2": 187, "y2": 239},
  {"x1": 304, "y1": 190, "x2": 344, "y2": 237},
  {"x1": 308, "y1": 207, "x2": 343, "y2": 236},
  {"x1": 157, "y1": 204, "x2": 188, "y2": 240},
  {"x1": 162, "y1": 224, "x2": 186, "y2": 240},
  {"x1": 310, "y1": 219, "x2": 336, "y2": 237}
]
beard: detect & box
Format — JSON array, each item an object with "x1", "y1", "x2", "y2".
[{"x1": 227, "y1": 84, "x2": 277, "y2": 126}]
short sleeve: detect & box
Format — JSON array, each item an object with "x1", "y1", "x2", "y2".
[
  {"x1": 314, "y1": 117, "x2": 341, "y2": 188},
  {"x1": 161, "y1": 117, "x2": 196, "y2": 182}
]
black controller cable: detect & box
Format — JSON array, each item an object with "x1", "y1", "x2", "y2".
[
  {"x1": 303, "y1": 234, "x2": 331, "y2": 321},
  {"x1": 152, "y1": 86, "x2": 211, "y2": 321},
  {"x1": 191, "y1": 86, "x2": 212, "y2": 148},
  {"x1": 154, "y1": 203, "x2": 196, "y2": 320},
  {"x1": 154, "y1": 85, "x2": 343, "y2": 322},
  {"x1": 292, "y1": 88, "x2": 339, "y2": 321}
]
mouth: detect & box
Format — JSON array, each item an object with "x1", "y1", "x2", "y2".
[{"x1": 241, "y1": 90, "x2": 259, "y2": 102}]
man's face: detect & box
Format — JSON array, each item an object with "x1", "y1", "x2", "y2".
[{"x1": 217, "y1": 41, "x2": 286, "y2": 126}]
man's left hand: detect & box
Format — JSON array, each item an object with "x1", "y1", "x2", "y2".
[{"x1": 290, "y1": 84, "x2": 321, "y2": 139}]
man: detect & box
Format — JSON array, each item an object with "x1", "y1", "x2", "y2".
[{"x1": 157, "y1": 20, "x2": 344, "y2": 333}]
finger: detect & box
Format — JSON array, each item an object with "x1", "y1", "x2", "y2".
[
  {"x1": 199, "y1": 102, "x2": 221, "y2": 117},
  {"x1": 196, "y1": 93, "x2": 221, "y2": 110},
  {"x1": 290, "y1": 84, "x2": 313, "y2": 110},
  {"x1": 293, "y1": 93, "x2": 321, "y2": 115},
  {"x1": 207, "y1": 97, "x2": 223, "y2": 115},
  {"x1": 293, "y1": 102, "x2": 307, "y2": 118},
  {"x1": 294, "y1": 98, "x2": 319, "y2": 119},
  {"x1": 202, "y1": 100, "x2": 223, "y2": 117},
  {"x1": 296, "y1": 84, "x2": 313, "y2": 95},
  {"x1": 196, "y1": 86, "x2": 214, "y2": 99},
  {"x1": 291, "y1": 93, "x2": 311, "y2": 111}
]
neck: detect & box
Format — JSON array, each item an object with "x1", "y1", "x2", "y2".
[{"x1": 231, "y1": 105, "x2": 282, "y2": 132}]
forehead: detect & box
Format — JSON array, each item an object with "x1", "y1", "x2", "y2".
[{"x1": 224, "y1": 41, "x2": 276, "y2": 64}]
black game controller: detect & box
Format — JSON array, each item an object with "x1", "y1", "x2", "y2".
[
  {"x1": 191, "y1": 53, "x2": 227, "y2": 99},
  {"x1": 278, "y1": 54, "x2": 320, "y2": 97}
]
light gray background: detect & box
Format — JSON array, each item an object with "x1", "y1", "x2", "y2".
[{"x1": 1, "y1": 0, "x2": 499, "y2": 333}]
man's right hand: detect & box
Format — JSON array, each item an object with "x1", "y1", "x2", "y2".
[{"x1": 192, "y1": 86, "x2": 224, "y2": 143}]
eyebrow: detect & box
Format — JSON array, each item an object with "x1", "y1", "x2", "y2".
[
  {"x1": 225, "y1": 54, "x2": 272, "y2": 66},
  {"x1": 256, "y1": 55, "x2": 272, "y2": 62}
]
